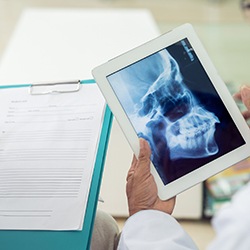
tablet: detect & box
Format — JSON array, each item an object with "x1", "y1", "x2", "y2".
[{"x1": 92, "y1": 23, "x2": 250, "y2": 200}]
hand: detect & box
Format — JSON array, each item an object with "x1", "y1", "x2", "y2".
[
  {"x1": 126, "y1": 138, "x2": 176, "y2": 216},
  {"x1": 234, "y1": 85, "x2": 250, "y2": 123}
]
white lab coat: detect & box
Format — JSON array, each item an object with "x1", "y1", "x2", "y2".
[
  {"x1": 118, "y1": 182, "x2": 250, "y2": 250},
  {"x1": 207, "y1": 181, "x2": 250, "y2": 250},
  {"x1": 118, "y1": 210, "x2": 198, "y2": 250}
]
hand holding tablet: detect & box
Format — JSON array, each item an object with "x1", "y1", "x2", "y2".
[{"x1": 92, "y1": 23, "x2": 250, "y2": 200}]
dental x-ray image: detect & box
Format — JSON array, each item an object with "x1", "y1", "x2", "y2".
[{"x1": 107, "y1": 38, "x2": 245, "y2": 185}]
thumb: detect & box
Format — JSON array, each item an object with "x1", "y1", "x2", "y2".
[{"x1": 136, "y1": 138, "x2": 152, "y2": 170}]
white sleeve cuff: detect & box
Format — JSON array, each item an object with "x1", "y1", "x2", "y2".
[{"x1": 118, "y1": 210, "x2": 198, "y2": 250}]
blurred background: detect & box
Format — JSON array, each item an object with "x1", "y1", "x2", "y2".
[
  {"x1": 1, "y1": 1, "x2": 250, "y2": 249},
  {"x1": 0, "y1": 0, "x2": 250, "y2": 85}
]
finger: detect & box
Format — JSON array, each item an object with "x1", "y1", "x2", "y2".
[
  {"x1": 126, "y1": 154, "x2": 137, "y2": 182},
  {"x1": 130, "y1": 154, "x2": 137, "y2": 171},
  {"x1": 240, "y1": 85, "x2": 250, "y2": 110},
  {"x1": 137, "y1": 138, "x2": 151, "y2": 169},
  {"x1": 162, "y1": 197, "x2": 176, "y2": 214},
  {"x1": 126, "y1": 138, "x2": 151, "y2": 182},
  {"x1": 233, "y1": 91, "x2": 242, "y2": 101},
  {"x1": 242, "y1": 110, "x2": 250, "y2": 120},
  {"x1": 134, "y1": 139, "x2": 152, "y2": 181}
]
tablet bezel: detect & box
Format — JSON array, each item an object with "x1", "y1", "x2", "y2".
[{"x1": 92, "y1": 23, "x2": 250, "y2": 200}]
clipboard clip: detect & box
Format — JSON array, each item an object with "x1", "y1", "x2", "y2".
[{"x1": 29, "y1": 80, "x2": 81, "y2": 95}]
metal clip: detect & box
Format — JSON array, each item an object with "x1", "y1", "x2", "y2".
[{"x1": 29, "y1": 80, "x2": 81, "y2": 95}]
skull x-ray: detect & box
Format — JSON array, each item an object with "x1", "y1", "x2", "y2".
[{"x1": 107, "y1": 39, "x2": 245, "y2": 185}]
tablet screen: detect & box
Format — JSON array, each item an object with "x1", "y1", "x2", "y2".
[{"x1": 107, "y1": 38, "x2": 245, "y2": 185}]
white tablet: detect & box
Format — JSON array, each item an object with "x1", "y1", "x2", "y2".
[{"x1": 92, "y1": 23, "x2": 250, "y2": 200}]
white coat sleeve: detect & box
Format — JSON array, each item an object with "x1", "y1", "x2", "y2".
[
  {"x1": 118, "y1": 210, "x2": 198, "y2": 250},
  {"x1": 207, "y1": 182, "x2": 250, "y2": 250}
]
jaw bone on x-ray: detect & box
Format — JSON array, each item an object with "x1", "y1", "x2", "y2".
[
  {"x1": 108, "y1": 46, "x2": 220, "y2": 181},
  {"x1": 136, "y1": 50, "x2": 220, "y2": 160}
]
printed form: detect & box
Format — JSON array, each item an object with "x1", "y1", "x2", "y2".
[{"x1": 0, "y1": 84, "x2": 106, "y2": 230}]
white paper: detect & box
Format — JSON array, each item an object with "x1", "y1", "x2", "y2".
[{"x1": 0, "y1": 84, "x2": 106, "y2": 230}]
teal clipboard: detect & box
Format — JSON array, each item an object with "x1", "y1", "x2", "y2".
[{"x1": 0, "y1": 79, "x2": 113, "y2": 250}]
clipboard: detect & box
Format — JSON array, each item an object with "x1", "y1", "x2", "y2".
[{"x1": 0, "y1": 79, "x2": 113, "y2": 250}]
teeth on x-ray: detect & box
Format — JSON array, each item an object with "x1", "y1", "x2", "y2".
[
  {"x1": 137, "y1": 49, "x2": 220, "y2": 160},
  {"x1": 166, "y1": 107, "x2": 220, "y2": 159}
]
